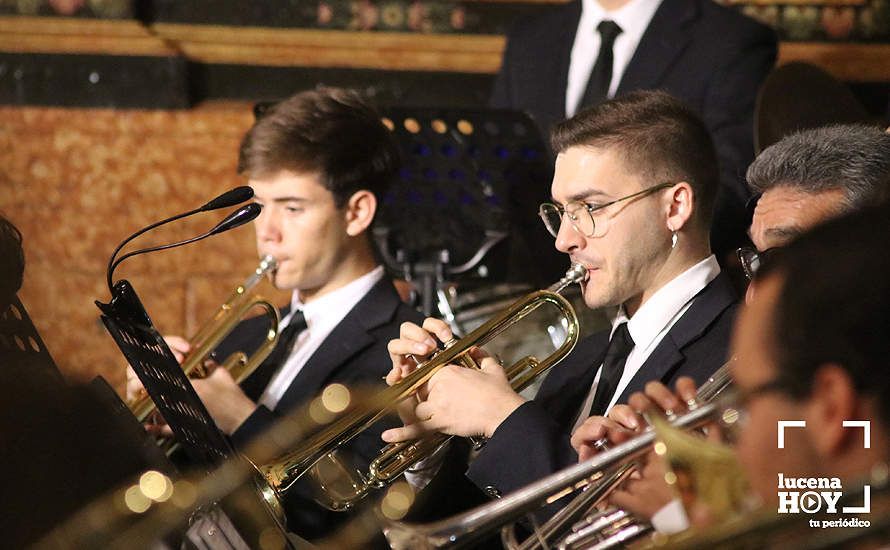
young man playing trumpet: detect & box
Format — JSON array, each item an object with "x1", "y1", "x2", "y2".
[
  {"x1": 384, "y1": 91, "x2": 738, "y2": 512},
  {"x1": 602, "y1": 207, "x2": 890, "y2": 542},
  {"x1": 572, "y1": 124, "x2": 890, "y2": 531},
  {"x1": 128, "y1": 87, "x2": 422, "y2": 539}
]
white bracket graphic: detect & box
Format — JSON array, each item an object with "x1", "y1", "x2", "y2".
[
  {"x1": 778, "y1": 420, "x2": 806, "y2": 449},
  {"x1": 842, "y1": 420, "x2": 871, "y2": 449}
]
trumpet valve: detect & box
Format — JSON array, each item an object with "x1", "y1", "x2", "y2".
[{"x1": 592, "y1": 437, "x2": 610, "y2": 453}]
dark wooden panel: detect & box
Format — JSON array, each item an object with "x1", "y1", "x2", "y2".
[
  {"x1": 0, "y1": 53, "x2": 189, "y2": 108},
  {"x1": 190, "y1": 63, "x2": 494, "y2": 107}
]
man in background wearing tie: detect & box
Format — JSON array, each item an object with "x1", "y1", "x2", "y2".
[
  {"x1": 129, "y1": 87, "x2": 423, "y2": 540},
  {"x1": 385, "y1": 91, "x2": 737, "y2": 514},
  {"x1": 491, "y1": 0, "x2": 777, "y2": 260}
]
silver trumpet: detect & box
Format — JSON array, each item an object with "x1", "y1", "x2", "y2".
[
  {"x1": 383, "y1": 400, "x2": 734, "y2": 549},
  {"x1": 500, "y1": 358, "x2": 737, "y2": 550}
]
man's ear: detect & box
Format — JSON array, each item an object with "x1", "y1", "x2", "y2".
[
  {"x1": 344, "y1": 190, "x2": 377, "y2": 237},
  {"x1": 665, "y1": 181, "x2": 694, "y2": 232},
  {"x1": 804, "y1": 364, "x2": 859, "y2": 456}
]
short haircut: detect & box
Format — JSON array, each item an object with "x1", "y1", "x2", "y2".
[
  {"x1": 0, "y1": 216, "x2": 24, "y2": 310},
  {"x1": 747, "y1": 124, "x2": 890, "y2": 211},
  {"x1": 551, "y1": 90, "x2": 719, "y2": 229},
  {"x1": 759, "y1": 205, "x2": 890, "y2": 426},
  {"x1": 238, "y1": 87, "x2": 399, "y2": 208}
]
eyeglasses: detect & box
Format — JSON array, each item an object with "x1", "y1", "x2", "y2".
[
  {"x1": 538, "y1": 183, "x2": 674, "y2": 238},
  {"x1": 737, "y1": 246, "x2": 777, "y2": 281}
]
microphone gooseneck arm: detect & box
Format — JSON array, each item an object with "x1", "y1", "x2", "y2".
[{"x1": 106, "y1": 189, "x2": 257, "y2": 292}]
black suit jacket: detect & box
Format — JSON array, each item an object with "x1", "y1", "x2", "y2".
[
  {"x1": 490, "y1": 0, "x2": 777, "y2": 256},
  {"x1": 465, "y1": 271, "x2": 738, "y2": 500},
  {"x1": 213, "y1": 276, "x2": 423, "y2": 540}
]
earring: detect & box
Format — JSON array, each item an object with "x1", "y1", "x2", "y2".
[{"x1": 668, "y1": 224, "x2": 678, "y2": 249}]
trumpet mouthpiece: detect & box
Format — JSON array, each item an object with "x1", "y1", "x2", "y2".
[
  {"x1": 567, "y1": 263, "x2": 589, "y2": 284},
  {"x1": 548, "y1": 263, "x2": 589, "y2": 293}
]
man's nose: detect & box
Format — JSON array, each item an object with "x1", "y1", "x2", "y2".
[
  {"x1": 254, "y1": 209, "x2": 280, "y2": 243},
  {"x1": 555, "y1": 214, "x2": 583, "y2": 254}
]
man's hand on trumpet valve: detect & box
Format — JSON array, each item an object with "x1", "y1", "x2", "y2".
[
  {"x1": 627, "y1": 377, "x2": 701, "y2": 420},
  {"x1": 571, "y1": 408, "x2": 642, "y2": 461},
  {"x1": 384, "y1": 317, "x2": 448, "y2": 430},
  {"x1": 382, "y1": 318, "x2": 527, "y2": 442}
]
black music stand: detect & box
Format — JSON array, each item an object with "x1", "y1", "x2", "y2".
[
  {"x1": 96, "y1": 280, "x2": 233, "y2": 471},
  {"x1": 95, "y1": 280, "x2": 297, "y2": 549},
  {"x1": 0, "y1": 295, "x2": 181, "y2": 547},
  {"x1": 0, "y1": 296, "x2": 63, "y2": 380},
  {"x1": 375, "y1": 107, "x2": 567, "y2": 315}
]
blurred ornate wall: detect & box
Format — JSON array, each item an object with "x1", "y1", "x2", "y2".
[
  {"x1": 0, "y1": 0, "x2": 888, "y2": 392},
  {"x1": 0, "y1": 105, "x2": 290, "y2": 389}
]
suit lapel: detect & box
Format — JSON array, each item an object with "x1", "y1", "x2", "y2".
[
  {"x1": 615, "y1": 272, "x2": 736, "y2": 402},
  {"x1": 274, "y1": 278, "x2": 400, "y2": 411},
  {"x1": 540, "y1": 330, "x2": 610, "y2": 425},
  {"x1": 616, "y1": 0, "x2": 698, "y2": 93}
]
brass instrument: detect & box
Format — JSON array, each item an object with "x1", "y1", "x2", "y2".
[
  {"x1": 382, "y1": 400, "x2": 734, "y2": 549},
  {"x1": 258, "y1": 263, "x2": 587, "y2": 512},
  {"x1": 547, "y1": 412, "x2": 748, "y2": 550},
  {"x1": 500, "y1": 359, "x2": 738, "y2": 550},
  {"x1": 127, "y1": 255, "x2": 281, "y2": 422},
  {"x1": 32, "y1": 384, "x2": 370, "y2": 550}
]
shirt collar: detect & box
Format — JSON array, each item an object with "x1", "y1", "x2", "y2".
[
  {"x1": 580, "y1": 0, "x2": 663, "y2": 44},
  {"x1": 613, "y1": 255, "x2": 721, "y2": 348},
  {"x1": 286, "y1": 265, "x2": 385, "y2": 333}
]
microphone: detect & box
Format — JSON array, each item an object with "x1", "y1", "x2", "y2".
[
  {"x1": 106, "y1": 188, "x2": 257, "y2": 292},
  {"x1": 106, "y1": 186, "x2": 254, "y2": 280},
  {"x1": 200, "y1": 186, "x2": 254, "y2": 212}
]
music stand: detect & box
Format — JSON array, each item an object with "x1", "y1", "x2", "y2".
[
  {"x1": 375, "y1": 107, "x2": 566, "y2": 315},
  {"x1": 0, "y1": 296, "x2": 63, "y2": 381},
  {"x1": 96, "y1": 280, "x2": 233, "y2": 471}
]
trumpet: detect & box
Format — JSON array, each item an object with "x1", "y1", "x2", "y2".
[
  {"x1": 127, "y1": 255, "x2": 281, "y2": 422},
  {"x1": 256, "y1": 263, "x2": 588, "y2": 512},
  {"x1": 382, "y1": 399, "x2": 733, "y2": 549},
  {"x1": 500, "y1": 358, "x2": 738, "y2": 550}
]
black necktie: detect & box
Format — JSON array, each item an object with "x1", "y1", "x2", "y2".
[
  {"x1": 240, "y1": 310, "x2": 306, "y2": 401},
  {"x1": 588, "y1": 321, "x2": 634, "y2": 417},
  {"x1": 578, "y1": 20, "x2": 623, "y2": 110}
]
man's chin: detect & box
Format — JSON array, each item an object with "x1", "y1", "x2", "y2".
[
  {"x1": 271, "y1": 273, "x2": 299, "y2": 292},
  {"x1": 580, "y1": 283, "x2": 612, "y2": 310}
]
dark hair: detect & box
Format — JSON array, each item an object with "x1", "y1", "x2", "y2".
[
  {"x1": 238, "y1": 87, "x2": 399, "y2": 208},
  {"x1": 759, "y1": 205, "x2": 890, "y2": 426},
  {"x1": 747, "y1": 124, "x2": 890, "y2": 211},
  {"x1": 551, "y1": 90, "x2": 719, "y2": 229},
  {"x1": 0, "y1": 215, "x2": 24, "y2": 309}
]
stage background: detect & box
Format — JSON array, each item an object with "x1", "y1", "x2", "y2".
[{"x1": 1, "y1": 0, "x2": 888, "y2": 392}]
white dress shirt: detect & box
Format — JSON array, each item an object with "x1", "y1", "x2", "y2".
[
  {"x1": 572, "y1": 255, "x2": 721, "y2": 432},
  {"x1": 565, "y1": 0, "x2": 663, "y2": 117},
  {"x1": 258, "y1": 265, "x2": 385, "y2": 410}
]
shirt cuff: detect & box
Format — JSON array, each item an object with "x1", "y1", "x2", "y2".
[
  {"x1": 403, "y1": 442, "x2": 449, "y2": 491},
  {"x1": 650, "y1": 498, "x2": 690, "y2": 534}
]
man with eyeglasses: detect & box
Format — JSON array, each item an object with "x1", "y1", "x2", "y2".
[
  {"x1": 728, "y1": 207, "x2": 890, "y2": 524},
  {"x1": 741, "y1": 124, "x2": 890, "y2": 289},
  {"x1": 572, "y1": 123, "x2": 890, "y2": 530},
  {"x1": 595, "y1": 207, "x2": 890, "y2": 538},
  {"x1": 383, "y1": 91, "x2": 737, "y2": 517}
]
